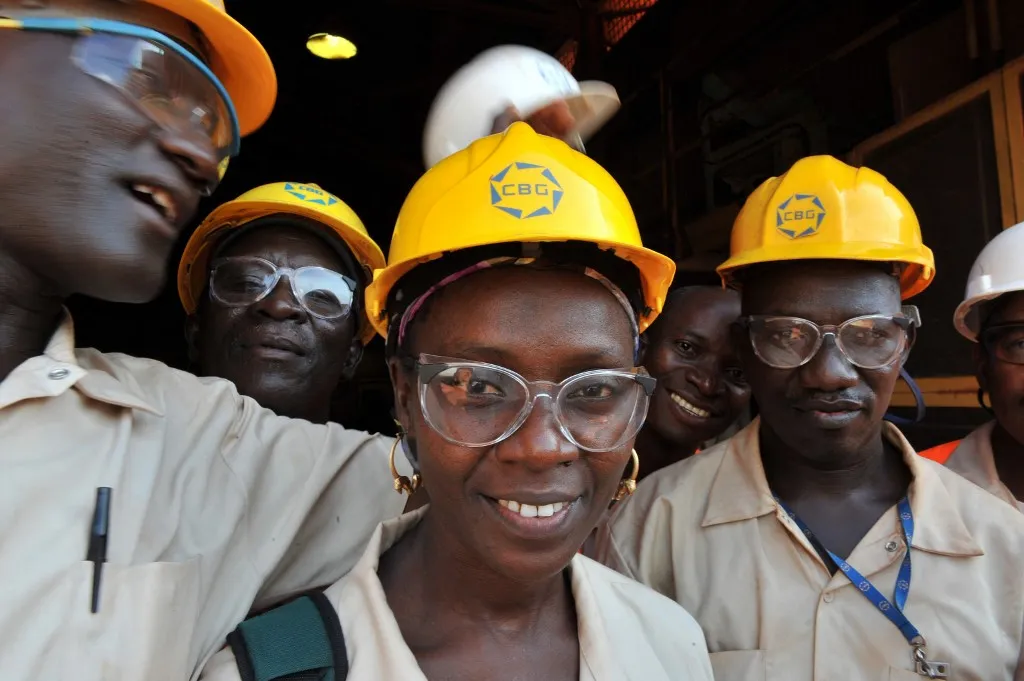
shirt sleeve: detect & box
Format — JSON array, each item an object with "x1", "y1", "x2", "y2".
[
  {"x1": 207, "y1": 395, "x2": 407, "y2": 608},
  {"x1": 588, "y1": 484, "x2": 679, "y2": 599},
  {"x1": 251, "y1": 430, "x2": 408, "y2": 609},
  {"x1": 587, "y1": 506, "x2": 639, "y2": 579},
  {"x1": 197, "y1": 645, "x2": 242, "y2": 681},
  {"x1": 147, "y1": 366, "x2": 405, "y2": 663},
  {"x1": 1016, "y1": 616, "x2": 1024, "y2": 681}
]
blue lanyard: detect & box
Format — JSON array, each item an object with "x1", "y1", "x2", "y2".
[
  {"x1": 775, "y1": 497, "x2": 921, "y2": 645},
  {"x1": 776, "y1": 497, "x2": 947, "y2": 678}
]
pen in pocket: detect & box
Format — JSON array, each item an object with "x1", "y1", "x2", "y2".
[{"x1": 86, "y1": 487, "x2": 111, "y2": 614}]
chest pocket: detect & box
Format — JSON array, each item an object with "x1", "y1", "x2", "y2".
[
  {"x1": 61, "y1": 559, "x2": 200, "y2": 681},
  {"x1": 709, "y1": 650, "x2": 766, "y2": 680}
]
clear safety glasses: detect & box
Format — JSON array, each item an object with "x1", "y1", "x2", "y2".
[
  {"x1": 210, "y1": 256, "x2": 357, "y2": 320},
  {"x1": 410, "y1": 354, "x2": 656, "y2": 452},
  {"x1": 980, "y1": 323, "x2": 1024, "y2": 366},
  {"x1": 741, "y1": 313, "x2": 916, "y2": 370},
  {"x1": 0, "y1": 17, "x2": 240, "y2": 194}
]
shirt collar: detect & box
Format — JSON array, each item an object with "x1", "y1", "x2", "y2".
[
  {"x1": 0, "y1": 311, "x2": 161, "y2": 415},
  {"x1": 43, "y1": 309, "x2": 78, "y2": 364},
  {"x1": 702, "y1": 420, "x2": 777, "y2": 527},
  {"x1": 347, "y1": 507, "x2": 629, "y2": 681},
  {"x1": 702, "y1": 418, "x2": 982, "y2": 557}
]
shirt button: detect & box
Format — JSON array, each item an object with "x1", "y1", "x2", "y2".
[
  {"x1": 48, "y1": 367, "x2": 70, "y2": 380},
  {"x1": 823, "y1": 592, "x2": 834, "y2": 603},
  {"x1": 885, "y1": 540, "x2": 900, "y2": 552}
]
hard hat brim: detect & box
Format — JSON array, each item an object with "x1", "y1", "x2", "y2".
[
  {"x1": 953, "y1": 297, "x2": 990, "y2": 343},
  {"x1": 953, "y1": 282, "x2": 1024, "y2": 342},
  {"x1": 147, "y1": 0, "x2": 276, "y2": 135},
  {"x1": 524, "y1": 81, "x2": 621, "y2": 143},
  {"x1": 717, "y1": 242, "x2": 936, "y2": 301},
  {"x1": 178, "y1": 199, "x2": 386, "y2": 344},
  {"x1": 365, "y1": 237, "x2": 675, "y2": 339}
]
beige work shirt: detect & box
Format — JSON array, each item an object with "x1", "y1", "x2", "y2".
[
  {"x1": 591, "y1": 418, "x2": 1024, "y2": 681},
  {"x1": 0, "y1": 314, "x2": 407, "y2": 681},
  {"x1": 202, "y1": 507, "x2": 715, "y2": 681},
  {"x1": 945, "y1": 421, "x2": 1024, "y2": 512}
]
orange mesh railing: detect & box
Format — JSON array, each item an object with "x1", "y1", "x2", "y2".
[{"x1": 556, "y1": 0, "x2": 658, "y2": 72}]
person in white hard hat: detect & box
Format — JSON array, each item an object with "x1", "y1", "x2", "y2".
[
  {"x1": 422, "y1": 44, "x2": 620, "y2": 168},
  {"x1": 919, "y1": 221, "x2": 1024, "y2": 510}
]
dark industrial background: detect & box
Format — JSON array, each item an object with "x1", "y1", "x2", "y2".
[{"x1": 71, "y1": 0, "x2": 1024, "y2": 446}]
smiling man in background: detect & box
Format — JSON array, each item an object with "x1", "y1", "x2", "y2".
[{"x1": 633, "y1": 279, "x2": 750, "y2": 480}]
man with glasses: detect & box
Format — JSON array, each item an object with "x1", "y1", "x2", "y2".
[
  {"x1": 178, "y1": 182, "x2": 385, "y2": 424},
  {"x1": 921, "y1": 221, "x2": 1024, "y2": 509},
  {"x1": 0, "y1": 2, "x2": 407, "y2": 680},
  {"x1": 592, "y1": 156, "x2": 1024, "y2": 679}
]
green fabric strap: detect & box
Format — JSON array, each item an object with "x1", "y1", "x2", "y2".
[{"x1": 236, "y1": 596, "x2": 334, "y2": 681}]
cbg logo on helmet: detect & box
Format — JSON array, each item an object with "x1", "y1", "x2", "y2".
[
  {"x1": 776, "y1": 193, "x2": 827, "y2": 239},
  {"x1": 283, "y1": 183, "x2": 342, "y2": 206},
  {"x1": 719, "y1": 155, "x2": 935, "y2": 300},
  {"x1": 366, "y1": 122, "x2": 675, "y2": 337},
  {"x1": 490, "y1": 162, "x2": 563, "y2": 219}
]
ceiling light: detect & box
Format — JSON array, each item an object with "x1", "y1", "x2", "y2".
[{"x1": 307, "y1": 33, "x2": 357, "y2": 60}]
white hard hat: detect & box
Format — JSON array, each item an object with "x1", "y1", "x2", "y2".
[
  {"x1": 422, "y1": 45, "x2": 621, "y2": 169},
  {"x1": 954, "y1": 220, "x2": 1024, "y2": 341}
]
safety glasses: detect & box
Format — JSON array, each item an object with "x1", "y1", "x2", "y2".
[
  {"x1": 980, "y1": 322, "x2": 1024, "y2": 366},
  {"x1": 740, "y1": 312, "x2": 917, "y2": 370},
  {"x1": 0, "y1": 17, "x2": 239, "y2": 194},
  {"x1": 210, "y1": 256, "x2": 357, "y2": 320},
  {"x1": 407, "y1": 354, "x2": 656, "y2": 452}
]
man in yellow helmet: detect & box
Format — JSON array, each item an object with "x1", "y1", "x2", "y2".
[
  {"x1": 592, "y1": 156, "x2": 1024, "y2": 679},
  {"x1": 0, "y1": 2, "x2": 408, "y2": 679},
  {"x1": 178, "y1": 182, "x2": 385, "y2": 424}
]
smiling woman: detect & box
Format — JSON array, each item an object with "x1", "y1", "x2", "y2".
[{"x1": 200, "y1": 123, "x2": 714, "y2": 681}]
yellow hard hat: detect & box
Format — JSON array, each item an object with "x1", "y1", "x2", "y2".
[
  {"x1": 144, "y1": 0, "x2": 275, "y2": 134},
  {"x1": 717, "y1": 155, "x2": 935, "y2": 299},
  {"x1": 178, "y1": 182, "x2": 386, "y2": 343},
  {"x1": 365, "y1": 121, "x2": 675, "y2": 338}
]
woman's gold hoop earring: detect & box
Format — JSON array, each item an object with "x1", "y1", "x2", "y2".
[
  {"x1": 613, "y1": 449, "x2": 640, "y2": 502},
  {"x1": 389, "y1": 433, "x2": 421, "y2": 496}
]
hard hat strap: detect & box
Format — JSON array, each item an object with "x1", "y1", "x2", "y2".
[{"x1": 394, "y1": 255, "x2": 640, "y2": 361}]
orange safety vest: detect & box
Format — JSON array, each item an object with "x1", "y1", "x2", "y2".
[{"x1": 919, "y1": 440, "x2": 962, "y2": 465}]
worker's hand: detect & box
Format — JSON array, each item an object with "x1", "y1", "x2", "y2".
[{"x1": 491, "y1": 100, "x2": 577, "y2": 139}]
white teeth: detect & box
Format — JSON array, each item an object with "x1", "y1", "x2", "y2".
[
  {"x1": 131, "y1": 183, "x2": 178, "y2": 223},
  {"x1": 670, "y1": 392, "x2": 711, "y2": 418},
  {"x1": 497, "y1": 499, "x2": 568, "y2": 518}
]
